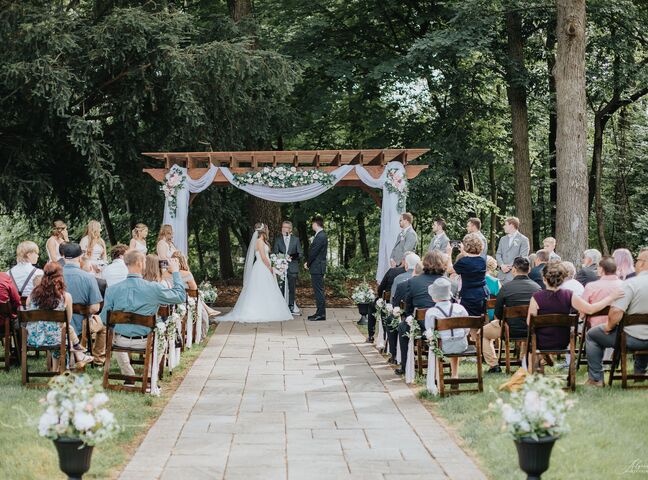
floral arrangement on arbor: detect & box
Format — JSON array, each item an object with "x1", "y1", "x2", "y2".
[
  {"x1": 351, "y1": 282, "x2": 375, "y2": 304},
  {"x1": 270, "y1": 253, "x2": 291, "y2": 280},
  {"x1": 38, "y1": 373, "x2": 119, "y2": 446},
  {"x1": 161, "y1": 165, "x2": 187, "y2": 218},
  {"x1": 492, "y1": 375, "x2": 575, "y2": 440},
  {"x1": 199, "y1": 281, "x2": 218, "y2": 304},
  {"x1": 233, "y1": 166, "x2": 335, "y2": 188},
  {"x1": 384, "y1": 168, "x2": 408, "y2": 212}
]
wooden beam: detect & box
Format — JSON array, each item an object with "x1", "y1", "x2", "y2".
[
  {"x1": 331, "y1": 152, "x2": 341, "y2": 166},
  {"x1": 367, "y1": 151, "x2": 385, "y2": 166},
  {"x1": 350, "y1": 152, "x2": 363, "y2": 165}
]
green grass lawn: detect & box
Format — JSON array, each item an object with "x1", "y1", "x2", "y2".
[{"x1": 0, "y1": 329, "x2": 212, "y2": 479}]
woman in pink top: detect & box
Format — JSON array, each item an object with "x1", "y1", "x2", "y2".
[{"x1": 580, "y1": 256, "x2": 623, "y2": 327}]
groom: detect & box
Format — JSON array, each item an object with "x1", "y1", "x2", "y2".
[
  {"x1": 272, "y1": 220, "x2": 303, "y2": 315},
  {"x1": 304, "y1": 215, "x2": 327, "y2": 321}
]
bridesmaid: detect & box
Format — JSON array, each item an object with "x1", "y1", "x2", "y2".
[
  {"x1": 130, "y1": 223, "x2": 149, "y2": 254},
  {"x1": 156, "y1": 224, "x2": 177, "y2": 261},
  {"x1": 46, "y1": 220, "x2": 68, "y2": 263},
  {"x1": 79, "y1": 220, "x2": 107, "y2": 271}
]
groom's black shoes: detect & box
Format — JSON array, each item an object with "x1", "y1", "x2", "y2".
[{"x1": 308, "y1": 315, "x2": 326, "y2": 321}]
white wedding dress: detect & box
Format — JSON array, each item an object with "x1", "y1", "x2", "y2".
[{"x1": 221, "y1": 238, "x2": 293, "y2": 323}]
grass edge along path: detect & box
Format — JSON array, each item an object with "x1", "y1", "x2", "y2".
[{"x1": 0, "y1": 326, "x2": 215, "y2": 480}]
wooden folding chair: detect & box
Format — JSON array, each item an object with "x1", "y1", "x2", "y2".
[
  {"x1": 608, "y1": 313, "x2": 648, "y2": 389},
  {"x1": 576, "y1": 307, "x2": 609, "y2": 371},
  {"x1": 19, "y1": 309, "x2": 70, "y2": 387},
  {"x1": 73, "y1": 304, "x2": 94, "y2": 364},
  {"x1": 528, "y1": 313, "x2": 578, "y2": 391},
  {"x1": 414, "y1": 308, "x2": 429, "y2": 376},
  {"x1": 434, "y1": 316, "x2": 484, "y2": 396},
  {"x1": 382, "y1": 290, "x2": 390, "y2": 302},
  {"x1": 0, "y1": 302, "x2": 19, "y2": 371},
  {"x1": 103, "y1": 311, "x2": 156, "y2": 394},
  {"x1": 498, "y1": 305, "x2": 529, "y2": 373}
]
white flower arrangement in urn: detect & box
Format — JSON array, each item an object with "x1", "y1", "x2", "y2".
[{"x1": 351, "y1": 282, "x2": 375, "y2": 325}]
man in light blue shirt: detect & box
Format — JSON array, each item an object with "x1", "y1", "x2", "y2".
[
  {"x1": 102, "y1": 250, "x2": 186, "y2": 377},
  {"x1": 62, "y1": 243, "x2": 102, "y2": 335}
]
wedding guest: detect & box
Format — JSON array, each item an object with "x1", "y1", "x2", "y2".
[
  {"x1": 612, "y1": 248, "x2": 636, "y2": 280},
  {"x1": 528, "y1": 262, "x2": 621, "y2": 367},
  {"x1": 543, "y1": 237, "x2": 561, "y2": 262},
  {"x1": 46, "y1": 220, "x2": 68, "y2": 262},
  {"x1": 79, "y1": 220, "x2": 107, "y2": 271},
  {"x1": 80, "y1": 257, "x2": 107, "y2": 298},
  {"x1": 560, "y1": 262, "x2": 585, "y2": 297},
  {"x1": 0, "y1": 270, "x2": 21, "y2": 334},
  {"x1": 156, "y1": 224, "x2": 177, "y2": 261},
  {"x1": 481, "y1": 257, "x2": 540, "y2": 373},
  {"x1": 367, "y1": 254, "x2": 407, "y2": 343},
  {"x1": 485, "y1": 256, "x2": 501, "y2": 297},
  {"x1": 428, "y1": 218, "x2": 449, "y2": 253},
  {"x1": 101, "y1": 244, "x2": 129, "y2": 287},
  {"x1": 8, "y1": 241, "x2": 43, "y2": 299},
  {"x1": 387, "y1": 259, "x2": 421, "y2": 363},
  {"x1": 466, "y1": 217, "x2": 488, "y2": 259},
  {"x1": 425, "y1": 277, "x2": 471, "y2": 380},
  {"x1": 25, "y1": 262, "x2": 93, "y2": 370},
  {"x1": 171, "y1": 251, "x2": 198, "y2": 290},
  {"x1": 580, "y1": 256, "x2": 622, "y2": 328},
  {"x1": 144, "y1": 254, "x2": 163, "y2": 283},
  {"x1": 130, "y1": 223, "x2": 149, "y2": 255},
  {"x1": 391, "y1": 252, "x2": 421, "y2": 302},
  {"x1": 576, "y1": 249, "x2": 602, "y2": 286},
  {"x1": 529, "y1": 250, "x2": 551, "y2": 289},
  {"x1": 585, "y1": 248, "x2": 648, "y2": 387},
  {"x1": 101, "y1": 251, "x2": 186, "y2": 379},
  {"x1": 395, "y1": 251, "x2": 448, "y2": 375},
  {"x1": 496, "y1": 217, "x2": 530, "y2": 284},
  {"x1": 390, "y1": 213, "x2": 418, "y2": 268},
  {"x1": 61, "y1": 243, "x2": 102, "y2": 335},
  {"x1": 449, "y1": 233, "x2": 488, "y2": 317}
]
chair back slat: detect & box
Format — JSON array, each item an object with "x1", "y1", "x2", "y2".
[
  {"x1": 436, "y1": 315, "x2": 484, "y2": 331},
  {"x1": 20, "y1": 297, "x2": 28, "y2": 308},
  {"x1": 414, "y1": 308, "x2": 428, "y2": 321},
  {"x1": 158, "y1": 305, "x2": 171, "y2": 317},
  {"x1": 186, "y1": 289, "x2": 199, "y2": 299},
  {"x1": 585, "y1": 306, "x2": 609, "y2": 321},
  {"x1": 72, "y1": 304, "x2": 93, "y2": 315},
  {"x1": 485, "y1": 299, "x2": 497, "y2": 310},
  {"x1": 18, "y1": 310, "x2": 68, "y2": 323},
  {"x1": 503, "y1": 305, "x2": 529, "y2": 319},
  {"x1": 382, "y1": 291, "x2": 390, "y2": 302},
  {"x1": 0, "y1": 302, "x2": 14, "y2": 315},
  {"x1": 529, "y1": 313, "x2": 578, "y2": 328},
  {"x1": 107, "y1": 311, "x2": 156, "y2": 328},
  {"x1": 622, "y1": 313, "x2": 648, "y2": 327},
  {"x1": 399, "y1": 300, "x2": 405, "y2": 311}
]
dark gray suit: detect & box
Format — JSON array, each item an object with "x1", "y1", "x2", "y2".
[
  {"x1": 575, "y1": 264, "x2": 599, "y2": 286},
  {"x1": 273, "y1": 234, "x2": 303, "y2": 310},
  {"x1": 308, "y1": 230, "x2": 328, "y2": 317}
]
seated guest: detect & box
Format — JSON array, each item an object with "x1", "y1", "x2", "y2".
[
  {"x1": 560, "y1": 262, "x2": 585, "y2": 297},
  {"x1": 366, "y1": 253, "x2": 407, "y2": 343},
  {"x1": 543, "y1": 237, "x2": 561, "y2": 262},
  {"x1": 481, "y1": 257, "x2": 540, "y2": 372},
  {"x1": 79, "y1": 220, "x2": 108, "y2": 272},
  {"x1": 144, "y1": 254, "x2": 164, "y2": 284},
  {"x1": 585, "y1": 248, "x2": 648, "y2": 387},
  {"x1": 156, "y1": 224, "x2": 177, "y2": 261},
  {"x1": 391, "y1": 253, "x2": 420, "y2": 302},
  {"x1": 46, "y1": 220, "x2": 68, "y2": 263},
  {"x1": 26, "y1": 262, "x2": 93, "y2": 370},
  {"x1": 8, "y1": 241, "x2": 43, "y2": 299},
  {"x1": 0, "y1": 270, "x2": 21, "y2": 337},
  {"x1": 130, "y1": 223, "x2": 149, "y2": 255},
  {"x1": 612, "y1": 248, "x2": 635, "y2": 280},
  {"x1": 102, "y1": 244, "x2": 129, "y2": 287},
  {"x1": 388, "y1": 261, "x2": 422, "y2": 363},
  {"x1": 485, "y1": 256, "x2": 501, "y2": 321},
  {"x1": 395, "y1": 251, "x2": 448, "y2": 375},
  {"x1": 81, "y1": 257, "x2": 107, "y2": 298},
  {"x1": 528, "y1": 262, "x2": 621, "y2": 366},
  {"x1": 101, "y1": 251, "x2": 186, "y2": 378},
  {"x1": 449, "y1": 233, "x2": 488, "y2": 317},
  {"x1": 580, "y1": 256, "x2": 623, "y2": 328},
  {"x1": 576, "y1": 249, "x2": 602, "y2": 286},
  {"x1": 171, "y1": 251, "x2": 198, "y2": 290},
  {"x1": 529, "y1": 249, "x2": 550, "y2": 289},
  {"x1": 425, "y1": 277, "x2": 470, "y2": 379}
]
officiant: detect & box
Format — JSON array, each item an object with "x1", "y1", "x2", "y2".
[{"x1": 272, "y1": 220, "x2": 303, "y2": 315}]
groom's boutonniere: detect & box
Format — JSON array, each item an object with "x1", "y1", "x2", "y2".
[{"x1": 399, "y1": 231, "x2": 405, "y2": 241}]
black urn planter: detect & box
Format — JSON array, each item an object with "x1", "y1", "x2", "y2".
[
  {"x1": 356, "y1": 302, "x2": 372, "y2": 325},
  {"x1": 514, "y1": 435, "x2": 557, "y2": 480},
  {"x1": 53, "y1": 437, "x2": 94, "y2": 480}
]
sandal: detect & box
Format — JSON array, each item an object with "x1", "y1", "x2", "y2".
[{"x1": 74, "y1": 353, "x2": 94, "y2": 370}]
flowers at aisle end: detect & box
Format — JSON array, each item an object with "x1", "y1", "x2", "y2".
[
  {"x1": 384, "y1": 167, "x2": 408, "y2": 213},
  {"x1": 270, "y1": 253, "x2": 291, "y2": 280},
  {"x1": 199, "y1": 281, "x2": 218, "y2": 304},
  {"x1": 38, "y1": 373, "x2": 119, "y2": 446},
  {"x1": 233, "y1": 166, "x2": 336, "y2": 189},
  {"x1": 160, "y1": 165, "x2": 187, "y2": 219},
  {"x1": 351, "y1": 281, "x2": 375, "y2": 304}
]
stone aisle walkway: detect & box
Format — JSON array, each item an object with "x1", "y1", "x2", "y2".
[{"x1": 120, "y1": 309, "x2": 486, "y2": 480}]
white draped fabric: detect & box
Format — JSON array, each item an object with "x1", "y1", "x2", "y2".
[
  {"x1": 376, "y1": 317, "x2": 385, "y2": 350},
  {"x1": 162, "y1": 161, "x2": 406, "y2": 281},
  {"x1": 425, "y1": 330, "x2": 439, "y2": 395},
  {"x1": 405, "y1": 335, "x2": 415, "y2": 384}
]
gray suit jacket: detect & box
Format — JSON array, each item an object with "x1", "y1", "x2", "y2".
[
  {"x1": 390, "y1": 228, "x2": 417, "y2": 265},
  {"x1": 272, "y1": 235, "x2": 303, "y2": 275},
  {"x1": 428, "y1": 232, "x2": 449, "y2": 253},
  {"x1": 476, "y1": 231, "x2": 488, "y2": 259},
  {"x1": 496, "y1": 232, "x2": 530, "y2": 283}
]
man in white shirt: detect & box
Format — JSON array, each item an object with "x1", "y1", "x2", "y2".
[
  {"x1": 8, "y1": 241, "x2": 43, "y2": 299},
  {"x1": 101, "y1": 244, "x2": 129, "y2": 287}
]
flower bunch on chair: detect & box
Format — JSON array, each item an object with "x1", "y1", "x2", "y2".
[
  {"x1": 384, "y1": 168, "x2": 408, "y2": 212},
  {"x1": 270, "y1": 253, "x2": 291, "y2": 280},
  {"x1": 403, "y1": 315, "x2": 422, "y2": 339},
  {"x1": 386, "y1": 304, "x2": 403, "y2": 330},
  {"x1": 161, "y1": 165, "x2": 187, "y2": 219},
  {"x1": 351, "y1": 282, "x2": 375, "y2": 304},
  {"x1": 234, "y1": 166, "x2": 335, "y2": 188}
]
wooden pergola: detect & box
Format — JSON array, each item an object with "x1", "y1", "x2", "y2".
[{"x1": 142, "y1": 149, "x2": 430, "y2": 187}]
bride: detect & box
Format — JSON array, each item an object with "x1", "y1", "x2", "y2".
[{"x1": 221, "y1": 223, "x2": 293, "y2": 323}]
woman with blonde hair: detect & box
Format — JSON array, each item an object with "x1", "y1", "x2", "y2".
[
  {"x1": 156, "y1": 224, "x2": 177, "y2": 261},
  {"x1": 170, "y1": 251, "x2": 198, "y2": 290},
  {"x1": 130, "y1": 223, "x2": 149, "y2": 255},
  {"x1": 79, "y1": 220, "x2": 107, "y2": 271},
  {"x1": 143, "y1": 253, "x2": 163, "y2": 283},
  {"x1": 9, "y1": 241, "x2": 44, "y2": 299},
  {"x1": 46, "y1": 220, "x2": 68, "y2": 262}
]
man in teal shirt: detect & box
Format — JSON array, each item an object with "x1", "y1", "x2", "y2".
[{"x1": 102, "y1": 250, "x2": 186, "y2": 377}]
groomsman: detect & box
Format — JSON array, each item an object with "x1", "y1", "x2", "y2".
[
  {"x1": 272, "y1": 220, "x2": 303, "y2": 315},
  {"x1": 428, "y1": 218, "x2": 449, "y2": 252},
  {"x1": 305, "y1": 215, "x2": 328, "y2": 321},
  {"x1": 390, "y1": 212, "x2": 418, "y2": 268},
  {"x1": 467, "y1": 217, "x2": 488, "y2": 259},
  {"x1": 496, "y1": 216, "x2": 530, "y2": 284}
]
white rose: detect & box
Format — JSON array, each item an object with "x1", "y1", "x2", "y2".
[
  {"x1": 96, "y1": 408, "x2": 115, "y2": 426},
  {"x1": 38, "y1": 412, "x2": 59, "y2": 437},
  {"x1": 73, "y1": 411, "x2": 96, "y2": 431}
]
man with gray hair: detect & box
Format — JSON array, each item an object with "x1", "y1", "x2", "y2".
[
  {"x1": 529, "y1": 249, "x2": 551, "y2": 289},
  {"x1": 576, "y1": 249, "x2": 602, "y2": 286},
  {"x1": 391, "y1": 252, "x2": 421, "y2": 302}
]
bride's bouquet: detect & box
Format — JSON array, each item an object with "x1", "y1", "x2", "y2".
[{"x1": 270, "y1": 253, "x2": 291, "y2": 280}]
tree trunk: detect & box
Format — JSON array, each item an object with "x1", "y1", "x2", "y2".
[
  {"x1": 357, "y1": 212, "x2": 370, "y2": 260},
  {"x1": 218, "y1": 224, "x2": 234, "y2": 280},
  {"x1": 97, "y1": 190, "x2": 116, "y2": 246},
  {"x1": 593, "y1": 113, "x2": 609, "y2": 254},
  {"x1": 298, "y1": 219, "x2": 309, "y2": 260},
  {"x1": 489, "y1": 157, "x2": 498, "y2": 255},
  {"x1": 249, "y1": 197, "x2": 282, "y2": 240},
  {"x1": 554, "y1": 0, "x2": 588, "y2": 264},
  {"x1": 546, "y1": 17, "x2": 558, "y2": 235},
  {"x1": 505, "y1": 11, "x2": 534, "y2": 249},
  {"x1": 228, "y1": 0, "x2": 252, "y2": 22}
]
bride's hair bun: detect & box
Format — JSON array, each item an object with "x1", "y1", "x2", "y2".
[{"x1": 255, "y1": 222, "x2": 265, "y2": 232}]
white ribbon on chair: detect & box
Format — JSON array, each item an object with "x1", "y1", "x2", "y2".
[
  {"x1": 425, "y1": 329, "x2": 439, "y2": 395},
  {"x1": 405, "y1": 335, "x2": 415, "y2": 384},
  {"x1": 376, "y1": 317, "x2": 385, "y2": 350},
  {"x1": 396, "y1": 339, "x2": 401, "y2": 363},
  {"x1": 149, "y1": 322, "x2": 164, "y2": 396}
]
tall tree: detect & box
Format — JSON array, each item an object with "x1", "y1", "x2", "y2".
[{"x1": 554, "y1": 0, "x2": 588, "y2": 264}]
